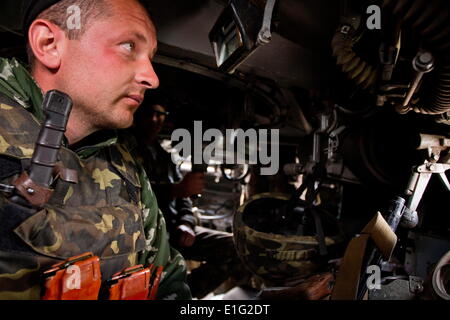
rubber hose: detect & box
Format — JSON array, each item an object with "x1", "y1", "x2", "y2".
[{"x1": 331, "y1": 26, "x2": 377, "y2": 90}]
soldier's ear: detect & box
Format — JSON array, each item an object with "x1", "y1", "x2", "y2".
[{"x1": 28, "y1": 19, "x2": 65, "y2": 70}]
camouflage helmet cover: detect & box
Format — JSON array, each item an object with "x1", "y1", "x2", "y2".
[{"x1": 233, "y1": 193, "x2": 344, "y2": 285}]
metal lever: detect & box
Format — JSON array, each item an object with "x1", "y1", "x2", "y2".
[
  {"x1": 397, "y1": 51, "x2": 435, "y2": 113},
  {"x1": 257, "y1": 0, "x2": 276, "y2": 45},
  {"x1": 402, "y1": 162, "x2": 450, "y2": 228},
  {"x1": 400, "y1": 134, "x2": 449, "y2": 228}
]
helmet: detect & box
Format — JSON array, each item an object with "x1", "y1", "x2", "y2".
[{"x1": 233, "y1": 192, "x2": 344, "y2": 285}]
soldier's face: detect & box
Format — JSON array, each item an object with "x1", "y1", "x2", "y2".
[
  {"x1": 58, "y1": 0, "x2": 159, "y2": 130},
  {"x1": 149, "y1": 104, "x2": 166, "y2": 135}
]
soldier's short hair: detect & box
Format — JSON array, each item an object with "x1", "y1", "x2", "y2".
[
  {"x1": 26, "y1": 0, "x2": 151, "y2": 69},
  {"x1": 27, "y1": 0, "x2": 112, "y2": 67}
]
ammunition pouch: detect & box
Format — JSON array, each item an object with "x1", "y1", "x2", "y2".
[
  {"x1": 42, "y1": 252, "x2": 101, "y2": 300},
  {"x1": 40, "y1": 254, "x2": 164, "y2": 300},
  {"x1": 106, "y1": 265, "x2": 151, "y2": 300}
]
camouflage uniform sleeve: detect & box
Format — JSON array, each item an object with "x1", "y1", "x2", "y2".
[{"x1": 136, "y1": 161, "x2": 192, "y2": 300}]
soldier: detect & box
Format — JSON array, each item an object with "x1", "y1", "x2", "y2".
[
  {"x1": 133, "y1": 102, "x2": 248, "y2": 299},
  {"x1": 0, "y1": 0, "x2": 191, "y2": 299}
]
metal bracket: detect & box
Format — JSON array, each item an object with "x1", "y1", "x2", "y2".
[
  {"x1": 401, "y1": 135, "x2": 450, "y2": 228},
  {"x1": 409, "y1": 276, "x2": 424, "y2": 294},
  {"x1": 328, "y1": 125, "x2": 346, "y2": 160},
  {"x1": 406, "y1": 162, "x2": 450, "y2": 212}
]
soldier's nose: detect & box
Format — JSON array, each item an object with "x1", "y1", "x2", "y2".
[{"x1": 136, "y1": 59, "x2": 159, "y2": 89}]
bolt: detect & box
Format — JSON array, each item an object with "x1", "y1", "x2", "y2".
[
  {"x1": 258, "y1": 29, "x2": 271, "y2": 44},
  {"x1": 413, "y1": 51, "x2": 435, "y2": 73},
  {"x1": 26, "y1": 188, "x2": 35, "y2": 195},
  {"x1": 428, "y1": 164, "x2": 436, "y2": 171},
  {"x1": 418, "y1": 52, "x2": 433, "y2": 65},
  {"x1": 413, "y1": 283, "x2": 423, "y2": 292}
]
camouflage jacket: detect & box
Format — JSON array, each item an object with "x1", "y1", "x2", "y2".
[{"x1": 0, "y1": 57, "x2": 191, "y2": 300}]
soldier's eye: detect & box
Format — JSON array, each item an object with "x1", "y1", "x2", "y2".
[{"x1": 121, "y1": 42, "x2": 135, "y2": 52}]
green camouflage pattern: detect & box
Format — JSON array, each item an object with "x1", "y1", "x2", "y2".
[
  {"x1": 130, "y1": 136, "x2": 191, "y2": 300},
  {"x1": 0, "y1": 57, "x2": 191, "y2": 300},
  {"x1": 233, "y1": 193, "x2": 341, "y2": 286},
  {"x1": 0, "y1": 58, "x2": 44, "y2": 121}
]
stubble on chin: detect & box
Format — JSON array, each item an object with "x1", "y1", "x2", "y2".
[{"x1": 99, "y1": 106, "x2": 136, "y2": 130}]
